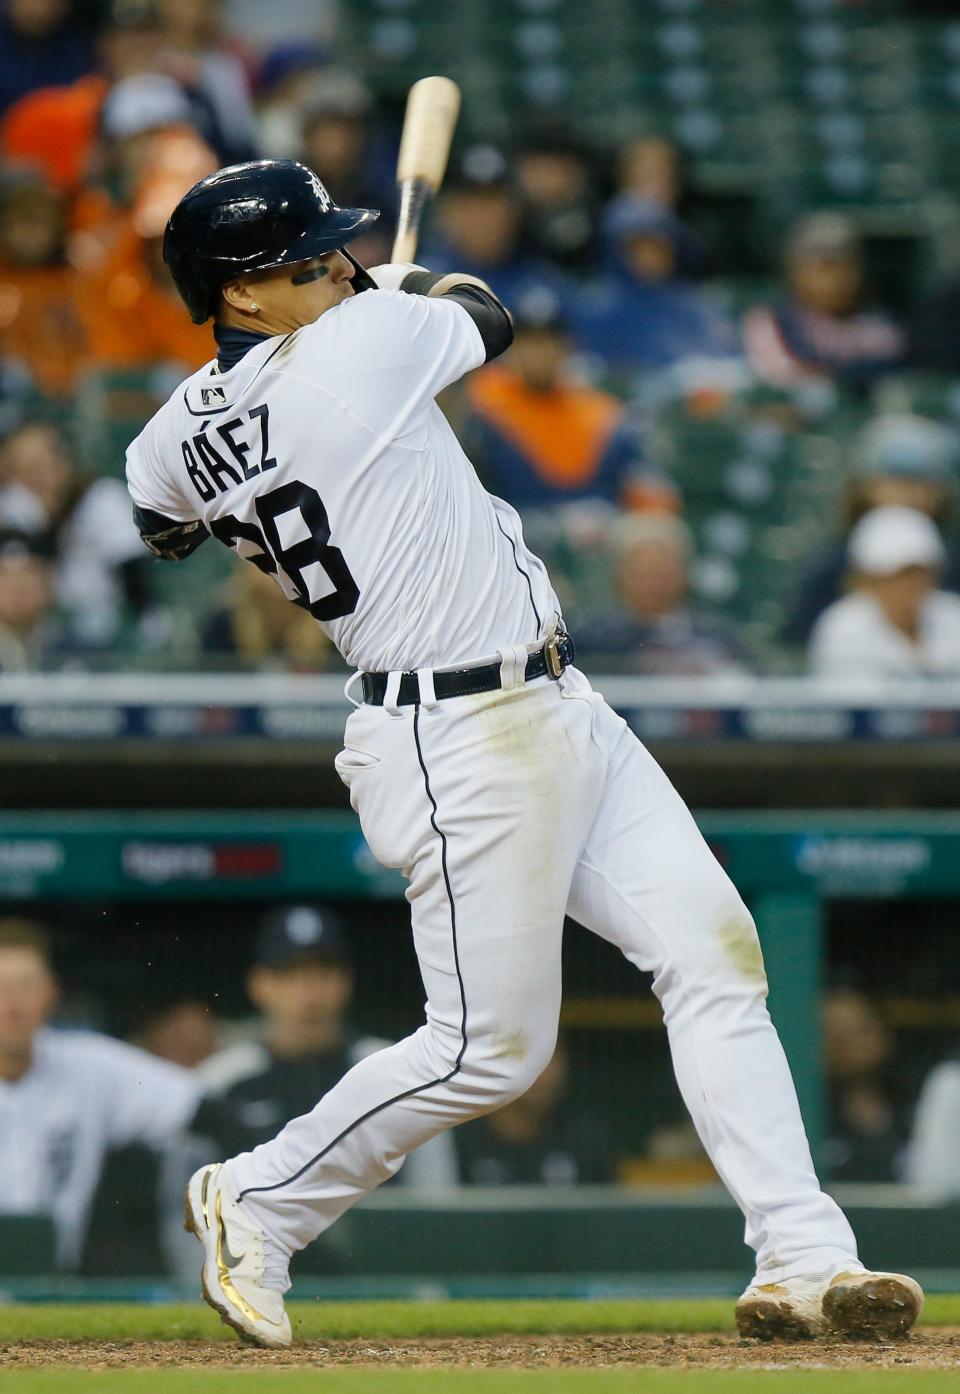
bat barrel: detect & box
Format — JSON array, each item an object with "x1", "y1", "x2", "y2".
[{"x1": 391, "y1": 76, "x2": 461, "y2": 264}]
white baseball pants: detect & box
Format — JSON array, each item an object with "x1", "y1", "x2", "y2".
[{"x1": 225, "y1": 666, "x2": 857, "y2": 1283}]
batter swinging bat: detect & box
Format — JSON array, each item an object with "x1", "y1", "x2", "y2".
[{"x1": 391, "y1": 75, "x2": 461, "y2": 264}]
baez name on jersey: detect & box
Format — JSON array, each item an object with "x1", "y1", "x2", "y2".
[{"x1": 183, "y1": 404, "x2": 275, "y2": 502}]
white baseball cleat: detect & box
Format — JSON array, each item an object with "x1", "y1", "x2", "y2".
[
  {"x1": 184, "y1": 1163, "x2": 293, "y2": 1349},
  {"x1": 736, "y1": 1265, "x2": 923, "y2": 1341},
  {"x1": 736, "y1": 1271, "x2": 830, "y2": 1340},
  {"x1": 822, "y1": 1268, "x2": 923, "y2": 1340}
]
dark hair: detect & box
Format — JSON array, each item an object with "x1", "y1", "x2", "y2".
[{"x1": 0, "y1": 918, "x2": 53, "y2": 968}]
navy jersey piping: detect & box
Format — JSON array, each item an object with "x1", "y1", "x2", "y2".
[
  {"x1": 237, "y1": 705, "x2": 467, "y2": 1202},
  {"x1": 495, "y1": 515, "x2": 542, "y2": 636}
]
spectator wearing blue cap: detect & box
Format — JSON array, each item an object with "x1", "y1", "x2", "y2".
[
  {"x1": 194, "y1": 905, "x2": 455, "y2": 1189},
  {"x1": 465, "y1": 285, "x2": 678, "y2": 513},
  {"x1": 614, "y1": 135, "x2": 711, "y2": 280},
  {"x1": 784, "y1": 414, "x2": 960, "y2": 645},
  {"x1": 571, "y1": 194, "x2": 739, "y2": 384}
]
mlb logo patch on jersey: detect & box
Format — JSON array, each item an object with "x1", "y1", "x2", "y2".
[{"x1": 201, "y1": 386, "x2": 227, "y2": 407}]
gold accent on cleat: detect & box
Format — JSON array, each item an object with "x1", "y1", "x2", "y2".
[
  {"x1": 200, "y1": 1167, "x2": 213, "y2": 1228},
  {"x1": 215, "y1": 1190, "x2": 284, "y2": 1333}
]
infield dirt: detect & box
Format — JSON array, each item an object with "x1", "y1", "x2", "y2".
[{"x1": 3, "y1": 1331, "x2": 960, "y2": 1371}]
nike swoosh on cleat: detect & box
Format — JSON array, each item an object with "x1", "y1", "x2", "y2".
[
  {"x1": 213, "y1": 1190, "x2": 281, "y2": 1332},
  {"x1": 215, "y1": 1192, "x2": 246, "y2": 1268}
]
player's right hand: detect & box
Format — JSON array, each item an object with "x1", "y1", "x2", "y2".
[{"x1": 366, "y1": 262, "x2": 429, "y2": 292}]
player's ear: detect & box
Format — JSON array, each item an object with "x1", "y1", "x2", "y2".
[{"x1": 221, "y1": 278, "x2": 260, "y2": 316}]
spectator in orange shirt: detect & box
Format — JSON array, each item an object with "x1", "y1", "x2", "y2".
[
  {"x1": 0, "y1": 1, "x2": 167, "y2": 196},
  {"x1": 0, "y1": 169, "x2": 89, "y2": 397},
  {"x1": 466, "y1": 286, "x2": 677, "y2": 513},
  {"x1": 71, "y1": 76, "x2": 217, "y2": 373}
]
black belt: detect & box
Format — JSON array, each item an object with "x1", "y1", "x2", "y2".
[{"x1": 361, "y1": 631, "x2": 575, "y2": 706}]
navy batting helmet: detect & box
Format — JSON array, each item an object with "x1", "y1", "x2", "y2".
[{"x1": 163, "y1": 159, "x2": 380, "y2": 323}]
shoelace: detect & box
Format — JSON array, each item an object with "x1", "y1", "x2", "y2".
[{"x1": 260, "y1": 1240, "x2": 292, "y2": 1295}]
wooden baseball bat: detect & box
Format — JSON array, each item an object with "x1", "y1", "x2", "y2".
[{"x1": 391, "y1": 75, "x2": 461, "y2": 264}]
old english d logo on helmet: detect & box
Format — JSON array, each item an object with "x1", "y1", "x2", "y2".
[{"x1": 163, "y1": 159, "x2": 380, "y2": 323}]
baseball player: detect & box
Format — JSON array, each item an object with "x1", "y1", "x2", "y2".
[
  {"x1": 126, "y1": 160, "x2": 920, "y2": 1347},
  {"x1": 0, "y1": 918, "x2": 201, "y2": 1269}
]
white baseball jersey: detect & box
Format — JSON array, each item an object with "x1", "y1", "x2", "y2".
[
  {"x1": 126, "y1": 291, "x2": 561, "y2": 672},
  {"x1": 0, "y1": 1028, "x2": 199, "y2": 1267}
]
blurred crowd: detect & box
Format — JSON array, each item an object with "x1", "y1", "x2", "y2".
[
  {"x1": 3, "y1": 908, "x2": 960, "y2": 1277},
  {"x1": 1, "y1": 0, "x2": 960, "y2": 678}
]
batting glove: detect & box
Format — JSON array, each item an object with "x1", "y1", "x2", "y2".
[{"x1": 366, "y1": 262, "x2": 430, "y2": 292}]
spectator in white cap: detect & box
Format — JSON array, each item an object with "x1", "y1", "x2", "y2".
[
  {"x1": 95, "y1": 72, "x2": 201, "y2": 210},
  {"x1": 784, "y1": 413, "x2": 958, "y2": 644},
  {"x1": 100, "y1": 71, "x2": 195, "y2": 142},
  {"x1": 808, "y1": 506, "x2": 960, "y2": 678}
]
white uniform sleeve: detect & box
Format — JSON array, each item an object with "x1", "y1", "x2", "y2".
[
  {"x1": 85, "y1": 1036, "x2": 200, "y2": 1148},
  {"x1": 126, "y1": 431, "x2": 198, "y2": 524},
  {"x1": 905, "y1": 1062, "x2": 960, "y2": 1194},
  {"x1": 316, "y1": 290, "x2": 486, "y2": 445}
]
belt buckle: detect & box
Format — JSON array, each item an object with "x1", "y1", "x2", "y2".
[{"x1": 544, "y1": 633, "x2": 563, "y2": 679}]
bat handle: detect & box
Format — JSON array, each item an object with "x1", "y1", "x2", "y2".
[{"x1": 391, "y1": 177, "x2": 431, "y2": 263}]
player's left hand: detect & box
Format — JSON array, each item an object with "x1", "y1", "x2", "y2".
[{"x1": 366, "y1": 262, "x2": 430, "y2": 292}]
